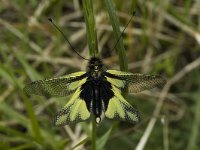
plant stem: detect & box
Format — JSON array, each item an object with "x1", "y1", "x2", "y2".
[
  {"x1": 104, "y1": 0, "x2": 129, "y2": 97},
  {"x1": 82, "y1": 0, "x2": 98, "y2": 149},
  {"x1": 83, "y1": 0, "x2": 99, "y2": 57},
  {"x1": 104, "y1": 0, "x2": 128, "y2": 72},
  {"x1": 92, "y1": 117, "x2": 97, "y2": 150}
]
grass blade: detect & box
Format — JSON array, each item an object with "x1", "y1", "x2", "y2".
[
  {"x1": 83, "y1": 0, "x2": 99, "y2": 57},
  {"x1": 104, "y1": 0, "x2": 128, "y2": 72}
]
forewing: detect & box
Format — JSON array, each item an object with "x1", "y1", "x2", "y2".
[
  {"x1": 24, "y1": 72, "x2": 87, "y2": 97},
  {"x1": 105, "y1": 70, "x2": 166, "y2": 93},
  {"x1": 104, "y1": 86, "x2": 140, "y2": 123},
  {"x1": 54, "y1": 88, "x2": 91, "y2": 126}
]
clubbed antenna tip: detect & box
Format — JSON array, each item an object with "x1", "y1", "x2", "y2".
[
  {"x1": 48, "y1": 18, "x2": 53, "y2": 22},
  {"x1": 48, "y1": 17, "x2": 89, "y2": 61}
]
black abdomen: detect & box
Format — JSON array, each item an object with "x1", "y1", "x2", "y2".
[{"x1": 80, "y1": 77, "x2": 114, "y2": 119}]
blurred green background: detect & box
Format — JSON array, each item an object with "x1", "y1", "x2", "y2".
[{"x1": 0, "y1": 0, "x2": 200, "y2": 150}]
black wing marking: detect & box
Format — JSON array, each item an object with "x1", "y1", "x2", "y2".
[
  {"x1": 105, "y1": 70, "x2": 166, "y2": 93},
  {"x1": 53, "y1": 89, "x2": 91, "y2": 126},
  {"x1": 104, "y1": 85, "x2": 140, "y2": 123},
  {"x1": 24, "y1": 72, "x2": 88, "y2": 97}
]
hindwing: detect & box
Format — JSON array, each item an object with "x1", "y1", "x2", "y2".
[
  {"x1": 54, "y1": 87, "x2": 91, "y2": 126},
  {"x1": 104, "y1": 85, "x2": 140, "y2": 123}
]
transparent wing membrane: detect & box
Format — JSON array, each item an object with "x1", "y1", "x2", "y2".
[
  {"x1": 24, "y1": 72, "x2": 87, "y2": 97},
  {"x1": 106, "y1": 70, "x2": 166, "y2": 93}
]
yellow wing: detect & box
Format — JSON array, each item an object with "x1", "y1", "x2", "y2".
[
  {"x1": 105, "y1": 70, "x2": 166, "y2": 93},
  {"x1": 104, "y1": 85, "x2": 140, "y2": 123},
  {"x1": 54, "y1": 87, "x2": 91, "y2": 126},
  {"x1": 24, "y1": 72, "x2": 87, "y2": 97}
]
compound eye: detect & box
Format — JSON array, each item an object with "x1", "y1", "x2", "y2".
[{"x1": 89, "y1": 64, "x2": 94, "y2": 69}]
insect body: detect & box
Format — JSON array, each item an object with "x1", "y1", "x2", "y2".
[{"x1": 24, "y1": 57, "x2": 166, "y2": 126}]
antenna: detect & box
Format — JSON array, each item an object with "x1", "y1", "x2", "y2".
[
  {"x1": 111, "y1": 11, "x2": 136, "y2": 53},
  {"x1": 48, "y1": 18, "x2": 89, "y2": 60}
]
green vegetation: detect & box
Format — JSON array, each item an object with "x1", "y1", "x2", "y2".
[{"x1": 0, "y1": 0, "x2": 200, "y2": 150}]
